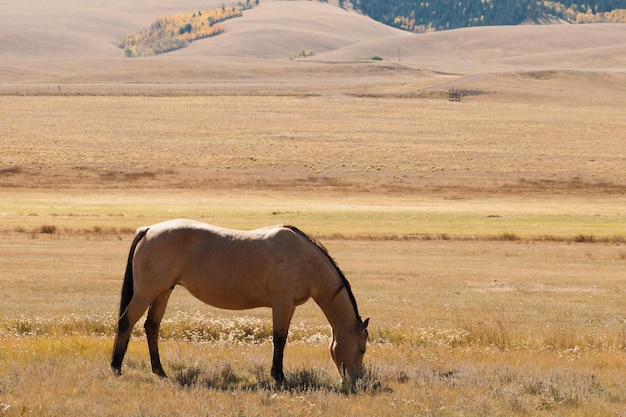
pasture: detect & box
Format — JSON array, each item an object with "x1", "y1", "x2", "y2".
[{"x1": 0, "y1": 78, "x2": 625, "y2": 416}]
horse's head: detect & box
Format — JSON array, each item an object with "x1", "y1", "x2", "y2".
[{"x1": 330, "y1": 317, "x2": 369, "y2": 381}]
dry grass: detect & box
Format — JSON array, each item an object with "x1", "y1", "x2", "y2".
[
  {"x1": 1, "y1": 187, "x2": 624, "y2": 247},
  {"x1": 1, "y1": 15, "x2": 625, "y2": 413},
  {"x1": 1, "y1": 2, "x2": 625, "y2": 415},
  {"x1": 1, "y1": 90, "x2": 625, "y2": 197},
  {"x1": 0, "y1": 233, "x2": 624, "y2": 416},
  {"x1": 1, "y1": 337, "x2": 622, "y2": 416}
]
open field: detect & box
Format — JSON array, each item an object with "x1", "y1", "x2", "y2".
[
  {"x1": 0, "y1": 233, "x2": 625, "y2": 416},
  {"x1": 1, "y1": 0, "x2": 625, "y2": 415},
  {"x1": 1, "y1": 87, "x2": 625, "y2": 193},
  {"x1": 0, "y1": 84, "x2": 625, "y2": 416}
]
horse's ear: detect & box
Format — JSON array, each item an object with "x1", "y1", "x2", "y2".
[{"x1": 360, "y1": 318, "x2": 369, "y2": 332}]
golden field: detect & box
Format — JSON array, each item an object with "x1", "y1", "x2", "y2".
[
  {"x1": 1, "y1": 0, "x2": 625, "y2": 415},
  {"x1": 0, "y1": 81, "x2": 624, "y2": 416}
]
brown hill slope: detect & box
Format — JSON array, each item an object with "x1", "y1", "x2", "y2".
[
  {"x1": 0, "y1": 0, "x2": 624, "y2": 85},
  {"x1": 0, "y1": 0, "x2": 237, "y2": 59},
  {"x1": 169, "y1": 0, "x2": 405, "y2": 59},
  {"x1": 311, "y1": 23, "x2": 626, "y2": 73},
  {"x1": 0, "y1": 0, "x2": 402, "y2": 60}
]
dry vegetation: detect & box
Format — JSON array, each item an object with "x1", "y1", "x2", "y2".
[
  {"x1": 118, "y1": 2, "x2": 255, "y2": 57},
  {"x1": 0, "y1": 1, "x2": 625, "y2": 415},
  {"x1": 1, "y1": 80, "x2": 625, "y2": 195},
  {"x1": 0, "y1": 77, "x2": 624, "y2": 415},
  {"x1": 0, "y1": 236, "x2": 624, "y2": 416}
]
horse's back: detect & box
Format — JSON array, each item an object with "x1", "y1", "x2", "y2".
[
  {"x1": 143, "y1": 219, "x2": 287, "y2": 239},
  {"x1": 132, "y1": 220, "x2": 315, "y2": 309}
]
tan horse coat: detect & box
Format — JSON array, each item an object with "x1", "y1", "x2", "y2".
[{"x1": 111, "y1": 220, "x2": 368, "y2": 383}]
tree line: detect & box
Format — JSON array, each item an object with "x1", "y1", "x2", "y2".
[
  {"x1": 119, "y1": 1, "x2": 257, "y2": 57},
  {"x1": 348, "y1": 0, "x2": 626, "y2": 32}
]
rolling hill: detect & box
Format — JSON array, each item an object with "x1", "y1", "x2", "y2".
[{"x1": 0, "y1": 0, "x2": 624, "y2": 86}]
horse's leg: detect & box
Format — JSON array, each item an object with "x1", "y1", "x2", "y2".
[
  {"x1": 271, "y1": 303, "x2": 296, "y2": 384},
  {"x1": 111, "y1": 296, "x2": 152, "y2": 374},
  {"x1": 144, "y1": 288, "x2": 173, "y2": 378}
]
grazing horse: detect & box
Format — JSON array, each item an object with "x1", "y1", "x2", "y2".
[{"x1": 111, "y1": 219, "x2": 369, "y2": 383}]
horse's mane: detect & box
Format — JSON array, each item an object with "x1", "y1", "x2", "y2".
[{"x1": 283, "y1": 225, "x2": 362, "y2": 322}]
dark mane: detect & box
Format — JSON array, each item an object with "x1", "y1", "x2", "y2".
[{"x1": 283, "y1": 225, "x2": 362, "y2": 322}]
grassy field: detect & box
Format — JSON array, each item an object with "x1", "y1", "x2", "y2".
[
  {"x1": 0, "y1": 234, "x2": 624, "y2": 416},
  {"x1": 1, "y1": 90, "x2": 625, "y2": 193},
  {"x1": 0, "y1": 79, "x2": 625, "y2": 416}
]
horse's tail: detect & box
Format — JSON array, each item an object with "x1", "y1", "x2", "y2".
[{"x1": 118, "y1": 227, "x2": 149, "y2": 319}]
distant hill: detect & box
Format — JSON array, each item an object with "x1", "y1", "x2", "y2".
[
  {"x1": 349, "y1": 0, "x2": 626, "y2": 32},
  {"x1": 0, "y1": 0, "x2": 625, "y2": 84}
]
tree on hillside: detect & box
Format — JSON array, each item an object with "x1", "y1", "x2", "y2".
[
  {"x1": 350, "y1": 0, "x2": 626, "y2": 31},
  {"x1": 119, "y1": 4, "x2": 250, "y2": 57},
  {"x1": 179, "y1": 23, "x2": 193, "y2": 35}
]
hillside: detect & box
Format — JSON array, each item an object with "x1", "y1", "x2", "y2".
[
  {"x1": 350, "y1": 0, "x2": 626, "y2": 32},
  {"x1": 0, "y1": 0, "x2": 239, "y2": 59},
  {"x1": 0, "y1": 0, "x2": 624, "y2": 87},
  {"x1": 169, "y1": 0, "x2": 405, "y2": 59},
  {"x1": 310, "y1": 23, "x2": 626, "y2": 73}
]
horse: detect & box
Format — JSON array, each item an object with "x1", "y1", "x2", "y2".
[{"x1": 111, "y1": 219, "x2": 369, "y2": 384}]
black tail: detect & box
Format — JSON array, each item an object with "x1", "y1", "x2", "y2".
[{"x1": 118, "y1": 227, "x2": 149, "y2": 319}]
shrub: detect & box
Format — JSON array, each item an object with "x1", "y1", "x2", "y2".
[{"x1": 38, "y1": 225, "x2": 57, "y2": 234}]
